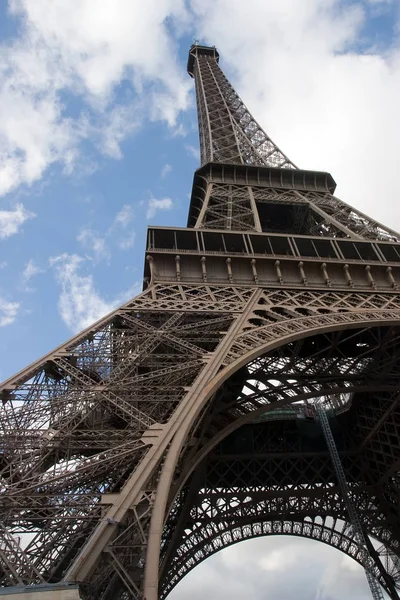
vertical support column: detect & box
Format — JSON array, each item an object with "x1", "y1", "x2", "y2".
[{"x1": 248, "y1": 187, "x2": 262, "y2": 233}]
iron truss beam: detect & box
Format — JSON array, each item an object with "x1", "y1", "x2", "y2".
[
  {"x1": 1, "y1": 43, "x2": 400, "y2": 600},
  {"x1": 0, "y1": 281, "x2": 400, "y2": 599}
]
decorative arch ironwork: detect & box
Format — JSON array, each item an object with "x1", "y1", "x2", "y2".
[
  {"x1": 161, "y1": 518, "x2": 399, "y2": 598},
  {"x1": 157, "y1": 321, "x2": 400, "y2": 600},
  {"x1": 2, "y1": 284, "x2": 400, "y2": 599}
]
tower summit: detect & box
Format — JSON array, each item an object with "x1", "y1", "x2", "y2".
[
  {"x1": 187, "y1": 43, "x2": 219, "y2": 77},
  {"x1": 1, "y1": 45, "x2": 400, "y2": 600}
]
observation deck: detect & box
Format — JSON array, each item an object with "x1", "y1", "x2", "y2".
[{"x1": 187, "y1": 43, "x2": 220, "y2": 77}]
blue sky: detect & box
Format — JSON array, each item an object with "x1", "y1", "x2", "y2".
[
  {"x1": 0, "y1": 1, "x2": 399, "y2": 598},
  {"x1": 0, "y1": 101, "x2": 198, "y2": 378},
  {"x1": 0, "y1": 2, "x2": 200, "y2": 380}
]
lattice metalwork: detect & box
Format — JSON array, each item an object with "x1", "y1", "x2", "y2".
[
  {"x1": 188, "y1": 44, "x2": 296, "y2": 169},
  {"x1": 298, "y1": 190, "x2": 400, "y2": 243},
  {"x1": 2, "y1": 285, "x2": 400, "y2": 598},
  {"x1": 0, "y1": 289, "x2": 233, "y2": 589},
  {"x1": 199, "y1": 183, "x2": 259, "y2": 231},
  {"x1": 1, "y1": 43, "x2": 400, "y2": 600},
  {"x1": 192, "y1": 172, "x2": 400, "y2": 241},
  {"x1": 160, "y1": 375, "x2": 400, "y2": 599},
  {"x1": 162, "y1": 519, "x2": 388, "y2": 598}
]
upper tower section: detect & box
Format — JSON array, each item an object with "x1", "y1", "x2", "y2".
[
  {"x1": 182, "y1": 44, "x2": 400, "y2": 242},
  {"x1": 187, "y1": 43, "x2": 296, "y2": 169}
]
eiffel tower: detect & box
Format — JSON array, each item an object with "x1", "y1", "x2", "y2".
[{"x1": 1, "y1": 43, "x2": 400, "y2": 600}]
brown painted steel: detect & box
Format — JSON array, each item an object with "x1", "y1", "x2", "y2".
[{"x1": 1, "y1": 44, "x2": 400, "y2": 600}]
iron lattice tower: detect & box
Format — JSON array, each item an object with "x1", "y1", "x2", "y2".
[{"x1": 1, "y1": 44, "x2": 400, "y2": 600}]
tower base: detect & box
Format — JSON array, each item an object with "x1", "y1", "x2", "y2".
[{"x1": 0, "y1": 584, "x2": 81, "y2": 600}]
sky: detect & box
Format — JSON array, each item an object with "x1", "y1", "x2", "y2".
[{"x1": 0, "y1": 0, "x2": 399, "y2": 598}]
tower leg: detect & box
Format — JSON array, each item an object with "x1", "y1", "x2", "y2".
[{"x1": 143, "y1": 291, "x2": 263, "y2": 599}]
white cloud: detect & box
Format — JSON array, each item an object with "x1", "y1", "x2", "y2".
[
  {"x1": 111, "y1": 205, "x2": 136, "y2": 249},
  {"x1": 22, "y1": 259, "x2": 42, "y2": 282},
  {"x1": 0, "y1": 85, "x2": 78, "y2": 196},
  {"x1": 113, "y1": 204, "x2": 134, "y2": 229},
  {"x1": 92, "y1": 103, "x2": 141, "y2": 159},
  {"x1": 77, "y1": 228, "x2": 110, "y2": 263},
  {"x1": 172, "y1": 123, "x2": 187, "y2": 137},
  {"x1": 146, "y1": 197, "x2": 174, "y2": 219},
  {"x1": 0, "y1": 297, "x2": 20, "y2": 327},
  {"x1": 0, "y1": 261, "x2": 7, "y2": 269},
  {"x1": 77, "y1": 204, "x2": 136, "y2": 260},
  {"x1": 161, "y1": 163, "x2": 172, "y2": 178},
  {"x1": 257, "y1": 548, "x2": 293, "y2": 572},
  {"x1": 170, "y1": 537, "x2": 372, "y2": 600},
  {"x1": 185, "y1": 144, "x2": 200, "y2": 161},
  {"x1": 0, "y1": 0, "x2": 191, "y2": 196},
  {"x1": 49, "y1": 253, "x2": 140, "y2": 332},
  {"x1": 50, "y1": 254, "x2": 110, "y2": 332},
  {"x1": 21, "y1": 259, "x2": 44, "y2": 292},
  {"x1": 0, "y1": 204, "x2": 35, "y2": 239},
  {"x1": 118, "y1": 233, "x2": 136, "y2": 250}
]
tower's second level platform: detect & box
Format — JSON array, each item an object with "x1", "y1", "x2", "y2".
[{"x1": 144, "y1": 224, "x2": 400, "y2": 293}]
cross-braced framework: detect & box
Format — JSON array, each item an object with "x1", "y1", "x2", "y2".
[
  {"x1": 1, "y1": 44, "x2": 400, "y2": 600},
  {"x1": 187, "y1": 45, "x2": 296, "y2": 169}
]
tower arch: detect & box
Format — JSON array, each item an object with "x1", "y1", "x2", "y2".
[{"x1": 162, "y1": 519, "x2": 393, "y2": 599}]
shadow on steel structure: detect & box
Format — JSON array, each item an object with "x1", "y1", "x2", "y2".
[{"x1": 1, "y1": 44, "x2": 400, "y2": 600}]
